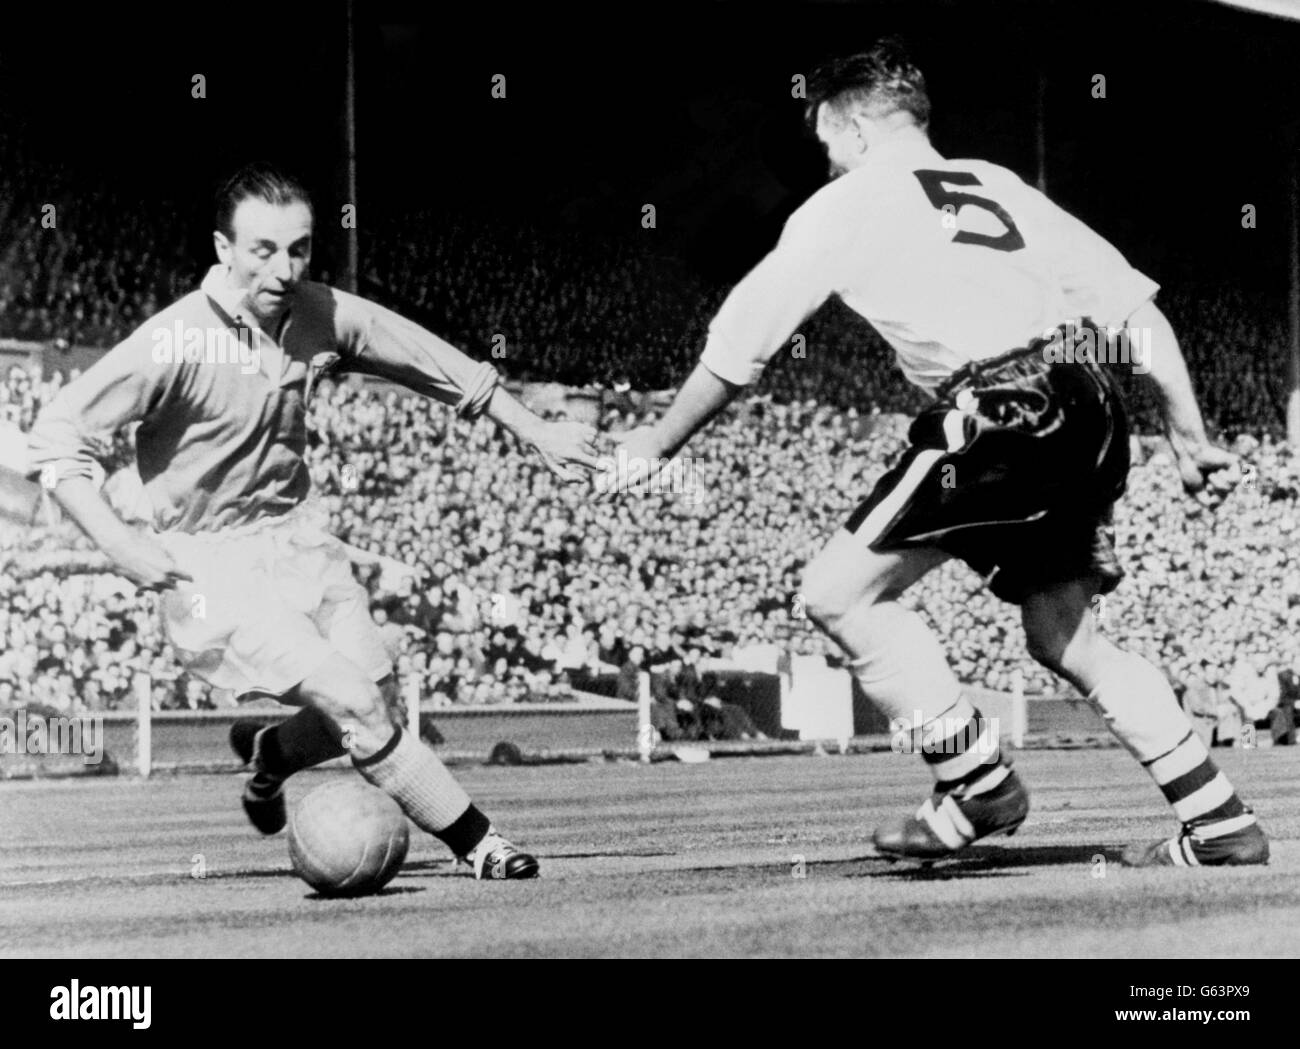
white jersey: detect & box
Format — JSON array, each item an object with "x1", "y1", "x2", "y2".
[{"x1": 700, "y1": 135, "x2": 1159, "y2": 393}]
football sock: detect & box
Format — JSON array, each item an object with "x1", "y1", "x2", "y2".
[
  {"x1": 353, "y1": 726, "x2": 491, "y2": 852},
  {"x1": 1087, "y1": 650, "x2": 1256, "y2": 830},
  {"x1": 843, "y1": 605, "x2": 1011, "y2": 794},
  {"x1": 440, "y1": 809, "x2": 495, "y2": 859},
  {"x1": 844, "y1": 604, "x2": 1013, "y2": 793},
  {"x1": 257, "y1": 707, "x2": 347, "y2": 780},
  {"x1": 1142, "y1": 727, "x2": 1256, "y2": 832},
  {"x1": 845, "y1": 602, "x2": 963, "y2": 722},
  {"x1": 917, "y1": 695, "x2": 1011, "y2": 795}
]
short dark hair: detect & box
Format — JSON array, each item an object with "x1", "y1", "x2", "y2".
[
  {"x1": 804, "y1": 37, "x2": 930, "y2": 134},
  {"x1": 214, "y1": 162, "x2": 313, "y2": 239}
]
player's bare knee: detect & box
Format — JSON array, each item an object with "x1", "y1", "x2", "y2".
[
  {"x1": 802, "y1": 563, "x2": 887, "y2": 630},
  {"x1": 801, "y1": 578, "x2": 847, "y2": 630},
  {"x1": 1024, "y1": 627, "x2": 1068, "y2": 675},
  {"x1": 298, "y1": 655, "x2": 388, "y2": 734},
  {"x1": 1023, "y1": 596, "x2": 1098, "y2": 678},
  {"x1": 376, "y1": 674, "x2": 405, "y2": 731}
]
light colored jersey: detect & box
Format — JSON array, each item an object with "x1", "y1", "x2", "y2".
[{"x1": 701, "y1": 135, "x2": 1158, "y2": 393}]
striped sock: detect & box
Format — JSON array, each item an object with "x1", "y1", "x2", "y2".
[
  {"x1": 1143, "y1": 729, "x2": 1257, "y2": 834},
  {"x1": 919, "y1": 696, "x2": 1010, "y2": 796},
  {"x1": 1086, "y1": 651, "x2": 1256, "y2": 835},
  {"x1": 353, "y1": 727, "x2": 488, "y2": 853}
]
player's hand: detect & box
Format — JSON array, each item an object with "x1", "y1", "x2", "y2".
[
  {"x1": 107, "y1": 535, "x2": 194, "y2": 593},
  {"x1": 1169, "y1": 433, "x2": 1237, "y2": 495},
  {"x1": 528, "y1": 420, "x2": 602, "y2": 483},
  {"x1": 594, "y1": 425, "x2": 669, "y2": 500}
]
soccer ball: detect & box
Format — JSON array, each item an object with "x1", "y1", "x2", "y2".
[{"x1": 288, "y1": 778, "x2": 410, "y2": 897}]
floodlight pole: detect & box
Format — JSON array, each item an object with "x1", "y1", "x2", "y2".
[
  {"x1": 1034, "y1": 67, "x2": 1047, "y2": 195},
  {"x1": 344, "y1": 0, "x2": 359, "y2": 295},
  {"x1": 1288, "y1": 128, "x2": 1299, "y2": 447}
]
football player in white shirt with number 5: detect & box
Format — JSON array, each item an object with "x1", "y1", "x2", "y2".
[{"x1": 610, "y1": 39, "x2": 1266, "y2": 868}]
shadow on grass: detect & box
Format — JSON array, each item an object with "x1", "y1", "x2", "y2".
[
  {"x1": 303, "y1": 885, "x2": 426, "y2": 901},
  {"x1": 398, "y1": 850, "x2": 680, "y2": 880},
  {"x1": 375, "y1": 843, "x2": 1139, "y2": 887},
  {"x1": 205, "y1": 866, "x2": 299, "y2": 882},
  {"x1": 534, "y1": 849, "x2": 679, "y2": 860},
  {"x1": 858, "y1": 843, "x2": 1125, "y2": 880}
]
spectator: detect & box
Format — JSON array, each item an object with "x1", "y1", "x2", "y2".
[
  {"x1": 1229, "y1": 655, "x2": 1279, "y2": 727},
  {"x1": 1269, "y1": 688, "x2": 1296, "y2": 747},
  {"x1": 1279, "y1": 666, "x2": 1300, "y2": 725},
  {"x1": 616, "y1": 645, "x2": 647, "y2": 703},
  {"x1": 370, "y1": 604, "x2": 407, "y2": 664},
  {"x1": 1180, "y1": 666, "x2": 1219, "y2": 749},
  {"x1": 699, "y1": 696, "x2": 767, "y2": 742}
]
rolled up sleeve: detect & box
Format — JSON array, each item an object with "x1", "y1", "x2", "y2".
[{"x1": 333, "y1": 289, "x2": 499, "y2": 418}]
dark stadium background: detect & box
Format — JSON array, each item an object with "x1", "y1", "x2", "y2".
[{"x1": 2, "y1": 0, "x2": 1296, "y2": 291}]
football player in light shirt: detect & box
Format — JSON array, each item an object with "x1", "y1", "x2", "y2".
[
  {"x1": 607, "y1": 40, "x2": 1266, "y2": 867},
  {"x1": 30, "y1": 164, "x2": 601, "y2": 879}
]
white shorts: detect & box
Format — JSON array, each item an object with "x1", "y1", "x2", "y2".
[{"x1": 156, "y1": 501, "x2": 391, "y2": 698}]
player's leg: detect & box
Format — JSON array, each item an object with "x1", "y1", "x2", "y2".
[
  {"x1": 802, "y1": 530, "x2": 955, "y2": 728},
  {"x1": 296, "y1": 652, "x2": 538, "y2": 879},
  {"x1": 229, "y1": 678, "x2": 410, "y2": 834},
  {"x1": 802, "y1": 529, "x2": 1027, "y2": 857},
  {"x1": 1022, "y1": 576, "x2": 1267, "y2": 867},
  {"x1": 230, "y1": 672, "x2": 406, "y2": 820},
  {"x1": 232, "y1": 702, "x2": 345, "y2": 778},
  {"x1": 228, "y1": 525, "x2": 412, "y2": 833},
  {"x1": 153, "y1": 527, "x2": 334, "y2": 834},
  {"x1": 230, "y1": 699, "x2": 345, "y2": 833}
]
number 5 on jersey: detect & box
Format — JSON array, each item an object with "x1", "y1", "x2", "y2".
[{"x1": 914, "y1": 169, "x2": 1026, "y2": 253}]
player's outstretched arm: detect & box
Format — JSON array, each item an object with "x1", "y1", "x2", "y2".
[
  {"x1": 1129, "y1": 298, "x2": 1235, "y2": 492},
  {"x1": 632, "y1": 364, "x2": 741, "y2": 459},
  {"x1": 46, "y1": 475, "x2": 191, "y2": 592},
  {"x1": 481, "y1": 384, "x2": 601, "y2": 483},
  {"x1": 597, "y1": 363, "x2": 741, "y2": 499},
  {"x1": 332, "y1": 290, "x2": 600, "y2": 482},
  {"x1": 653, "y1": 362, "x2": 744, "y2": 458},
  {"x1": 600, "y1": 205, "x2": 833, "y2": 497},
  {"x1": 25, "y1": 334, "x2": 186, "y2": 588}
]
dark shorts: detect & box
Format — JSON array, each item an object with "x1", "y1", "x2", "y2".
[{"x1": 845, "y1": 320, "x2": 1131, "y2": 605}]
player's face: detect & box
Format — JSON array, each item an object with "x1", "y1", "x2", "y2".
[
  {"x1": 815, "y1": 105, "x2": 867, "y2": 179},
  {"x1": 214, "y1": 198, "x2": 313, "y2": 323}
]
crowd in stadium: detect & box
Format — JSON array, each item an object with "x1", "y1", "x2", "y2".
[
  {"x1": 3, "y1": 353, "x2": 1299, "y2": 729},
  {"x1": 3, "y1": 180, "x2": 1292, "y2": 435},
  {"x1": 2, "y1": 188, "x2": 1299, "y2": 730}
]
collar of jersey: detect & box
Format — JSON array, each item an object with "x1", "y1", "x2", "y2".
[
  {"x1": 200, "y1": 264, "x2": 261, "y2": 328},
  {"x1": 200, "y1": 265, "x2": 295, "y2": 344},
  {"x1": 200, "y1": 264, "x2": 291, "y2": 381},
  {"x1": 861, "y1": 135, "x2": 942, "y2": 171}
]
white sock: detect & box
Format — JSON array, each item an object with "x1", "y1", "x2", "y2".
[
  {"x1": 352, "y1": 726, "x2": 472, "y2": 834},
  {"x1": 845, "y1": 602, "x2": 963, "y2": 723}
]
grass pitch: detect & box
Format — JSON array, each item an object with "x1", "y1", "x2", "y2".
[{"x1": 2, "y1": 747, "x2": 1297, "y2": 958}]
